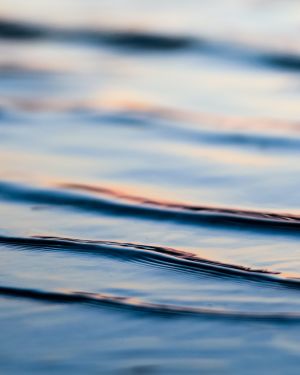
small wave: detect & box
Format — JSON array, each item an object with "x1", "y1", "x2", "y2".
[
  {"x1": 0, "y1": 234, "x2": 277, "y2": 276},
  {"x1": 2, "y1": 234, "x2": 300, "y2": 290},
  {"x1": 0, "y1": 18, "x2": 195, "y2": 51},
  {"x1": 1, "y1": 18, "x2": 300, "y2": 71},
  {"x1": 61, "y1": 182, "x2": 300, "y2": 231},
  {"x1": 1, "y1": 284, "x2": 300, "y2": 322},
  {"x1": 2, "y1": 95, "x2": 300, "y2": 135},
  {"x1": 2, "y1": 92, "x2": 300, "y2": 135},
  {"x1": 265, "y1": 53, "x2": 300, "y2": 72},
  {"x1": 1, "y1": 97, "x2": 300, "y2": 152},
  {"x1": 0, "y1": 19, "x2": 48, "y2": 39},
  {"x1": 1, "y1": 95, "x2": 299, "y2": 150},
  {"x1": 1, "y1": 181, "x2": 300, "y2": 233},
  {"x1": 97, "y1": 31, "x2": 194, "y2": 50}
]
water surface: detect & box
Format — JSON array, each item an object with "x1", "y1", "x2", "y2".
[{"x1": 1, "y1": 1, "x2": 300, "y2": 374}]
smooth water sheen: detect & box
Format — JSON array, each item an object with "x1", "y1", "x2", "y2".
[{"x1": 1, "y1": 1, "x2": 300, "y2": 374}]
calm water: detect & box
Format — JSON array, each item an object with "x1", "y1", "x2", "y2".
[{"x1": 1, "y1": 1, "x2": 300, "y2": 374}]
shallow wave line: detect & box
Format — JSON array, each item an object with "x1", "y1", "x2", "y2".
[
  {"x1": 1, "y1": 285, "x2": 300, "y2": 322},
  {"x1": 61, "y1": 182, "x2": 300, "y2": 230},
  {"x1": 2, "y1": 234, "x2": 300, "y2": 289},
  {"x1": 1, "y1": 18, "x2": 300, "y2": 71},
  {"x1": 1, "y1": 181, "x2": 300, "y2": 233}
]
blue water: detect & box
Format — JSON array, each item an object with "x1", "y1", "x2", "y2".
[{"x1": 1, "y1": 1, "x2": 300, "y2": 374}]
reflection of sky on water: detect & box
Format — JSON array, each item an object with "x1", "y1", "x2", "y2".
[{"x1": 1, "y1": 1, "x2": 300, "y2": 373}]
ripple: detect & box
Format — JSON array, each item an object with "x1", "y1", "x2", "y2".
[
  {"x1": 2, "y1": 234, "x2": 300, "y2": 290},
  {"x1": 0, "y1": 18, "x2": 195, "y2": 50},
  {"x1": 1, "y1": 97, "x2": 300, "y2": 151},
  {"x1": 1, "y1": 284, "x2": 300, "y2": 322},
  {"x1": 1, "y1": 181, "x2": 300, "y2": 234},
  {"x1": 1, "y1": 18, "x2": 300, "y2": 72},
  {"x1": 61, "y1": 182, "x2": 300, "y2": 232}
]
